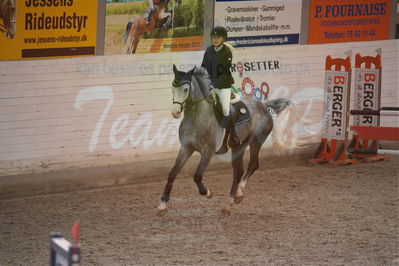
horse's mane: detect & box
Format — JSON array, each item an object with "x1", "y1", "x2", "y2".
[{"x1": 192, "y1": 67, "x2": 211, "y2": 99}]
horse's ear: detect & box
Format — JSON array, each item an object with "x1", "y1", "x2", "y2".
[
  {"x1": 172, "y1": 64, "x2": 182, "y2": 86},
  {"x1": 188, "y1": 66, "x2": 196, "y2": 76},
  {"x1": 173, "y1": 64, "x2": 179, "y2": 75}
]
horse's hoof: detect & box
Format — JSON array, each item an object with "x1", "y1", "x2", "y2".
[
  {"x1": 234, "y1": 195, "x2": 244, "y2": 204},
  {"x1": 157, "y1": 207, "x2": 168, "y2": 217},
  {"x1": 205, "y1": 189, "x2": 212, "y2": 199},
  {"x1": 157, "y1": 202, "x2": 168, "y2": 216},
  {"x1": 157, "y1": 208, "x2": 167, "y2": 217},
  {"x1": 221, "y1": 207, "x2": 231, "y2": 216}
]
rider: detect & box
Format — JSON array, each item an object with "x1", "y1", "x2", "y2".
[
  {"x1": 201, "y1": 26, "x2": 239, "y2": 154},
  {"x1": 144, "y1": 0, "x2": 166, "y2": 25}
]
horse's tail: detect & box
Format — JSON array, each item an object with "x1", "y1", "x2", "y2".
[
  {"x1": 123, "y1": 21, "x2": 133, "y2": 43},
  {"x1": 267, "y1": 98, "x2": 291, "y2": 115},
  {"x1": 266, "y1": 98, "x2": 298, "y2": 155}
]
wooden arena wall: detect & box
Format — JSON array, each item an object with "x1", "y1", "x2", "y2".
[{"x1": 0, "y1": 40, "x2": 398, "y2": 176}]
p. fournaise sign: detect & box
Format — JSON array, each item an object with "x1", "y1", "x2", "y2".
[{"x1": 309, "y1": 0, "x2": 391, "y2": 44}]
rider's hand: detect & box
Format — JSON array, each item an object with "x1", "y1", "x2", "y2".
[{"x1": 210, "y1": 90, "x2": 217, "y2": 103}]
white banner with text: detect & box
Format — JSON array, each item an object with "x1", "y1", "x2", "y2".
[{"x1": 214, "y1": 0, "x2": 302, "y2": 47}]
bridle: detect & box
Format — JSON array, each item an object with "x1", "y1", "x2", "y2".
[{"x1": 172, "y1": 81, "x2": 191, "y2": 112}]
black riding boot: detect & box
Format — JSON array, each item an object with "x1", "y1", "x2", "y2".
[
  {"x1": 215, "y1": 115, "x2": 240, "y2": 154},
  {"x1": 215, "y1": 127, "x2": 229, "y2": 154}
]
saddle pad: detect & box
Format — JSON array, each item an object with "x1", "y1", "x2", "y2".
[
  {"x1": 232, "y1": 101, "x2": 251, "y2": 125},
  {"x1": 213, "y1": 97, "x2": 252, "y2": 128}
]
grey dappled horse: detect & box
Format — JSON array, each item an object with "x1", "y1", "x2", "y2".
[
  {"x1": 157, "y1": 66, "x2": 295, "y2": 215},
  {"x1": 0, "y1": 0, "x2": 16, "y2": 39}
]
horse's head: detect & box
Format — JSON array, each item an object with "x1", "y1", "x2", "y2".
[
  {"x1": 1, "y1": 0, "x2": 16, "y2": 39},
  {"x1": 171, "y1": 64, "x2": 195, "y2": 119}
]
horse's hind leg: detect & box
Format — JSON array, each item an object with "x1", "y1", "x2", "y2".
[
  {"x1": 158, "y1": 146, "x2": 194, "y2": 216},
  {"x1": 194, "y1": 153, "x2": 213, "y2": 198},
  {"x1": 221, "y1": 145, "x2": 245, "y2": 215},
  {"x1": 132, "y1": 33, "x2": 141, "y2": 54},
  {"x1": 127, "y1": 23, "x2": 139, "y2": 54},
  {"x1": 235, "y1": 134, "x2": 268, "y2": 204},
  {"x1": 127, "y1": 35, "x2": 135, "y2": 54}
]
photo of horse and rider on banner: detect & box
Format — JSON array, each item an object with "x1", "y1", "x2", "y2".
[
  {"x1": 105, "y1": 0, "x2": 204, "y2": 54},
  {"x1": 0, "y1": 0, "x2": 16, "y2": 40}
]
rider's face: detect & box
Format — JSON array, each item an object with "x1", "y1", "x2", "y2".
[{"x1": 212, "y1": 35, "x2": 225, "y2": 47}]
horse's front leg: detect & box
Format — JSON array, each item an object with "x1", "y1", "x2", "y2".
[
  {"x1": 158, "y1": 145, "x2": 194, "y2": 216},
  {"x1": 194, "y1": 152, "x2": 213, "y2": 198}
]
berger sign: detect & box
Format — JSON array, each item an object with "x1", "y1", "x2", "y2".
[
  {"x1": 322, "y1": 70, "x2": 349, "y2": 140},
  {"x1": 353, "y1": 68, "x2": 380, "y2": 126}
]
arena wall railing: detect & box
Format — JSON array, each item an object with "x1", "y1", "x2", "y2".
[{"x1": 0, "y1": 40, "x2": 397, "y2": 176}]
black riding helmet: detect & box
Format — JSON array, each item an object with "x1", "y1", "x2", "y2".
[{"x1": 211, "y1": 26, "x2": 227, "y2": 39}]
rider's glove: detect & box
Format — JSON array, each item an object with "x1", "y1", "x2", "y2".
[{"x1": 210, "y1": 86, "x2": 217, "y2": 103}]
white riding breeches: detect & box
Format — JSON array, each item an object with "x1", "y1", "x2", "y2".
[
  {"x1": 215, "y1": 88, "x2": 231, "y2": 117},
  {"x1": 149, "y1": 0, "x2": 154, "y2": 9}
]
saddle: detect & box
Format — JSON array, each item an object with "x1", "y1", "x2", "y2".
[{"x1": 213, "y1": 93, "x2": 251, "y2": 128}]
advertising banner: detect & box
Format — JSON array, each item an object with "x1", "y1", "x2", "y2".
[
  {"x1": 214, "y1": 0, "x2": 302, "y2": 47},
  {"x1": 353, "y1": 68, "x2": 380, "y2": 126},
  {"x1": 0, "y1": 0, "x2": 98, "y2": 60},
  {"x1": 105, "y1": 0, "x2": 204, "y2": 55},
  {"x1": 309, "y1": 0, "x2": 391, "y2": 44},
  {"x1": 322, "y1": 70, "x2": 349, "y2": 140}
]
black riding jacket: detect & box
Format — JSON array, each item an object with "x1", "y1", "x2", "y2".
[{"x1": 201, "y1": 44, "x2": 234, "y2": 89}]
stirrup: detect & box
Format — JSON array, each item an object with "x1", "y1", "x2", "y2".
[
  {"x1": 215, "y1": 144, "x2": 228, "y2": 154},
  {"x1": 228, "y1": 123, "x2": 240, "y2": 147},
  {"x1": 228, "y1": 134, "x2": 240, "y2": 148}
]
